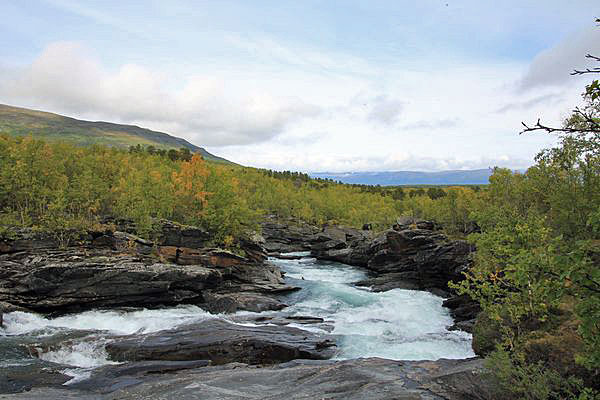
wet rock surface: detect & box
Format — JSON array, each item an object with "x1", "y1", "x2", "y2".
[
  {"x1": 1, "y1": 357, "x2": 491, "y2": 400},
  {"x1": 0, "y1": 360, "x2": 71, "y2": 395},
  {"x1": 442, "y1": 295, "x2": 481, "y2": 333},
  {"x1": 105, "y1": 318, "x2": 336, "y2": 365}
]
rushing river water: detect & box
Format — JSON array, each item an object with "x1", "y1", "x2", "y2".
[
  {"x1": 271, "y1": 253, "x2": 474, "y2": 360},
  {"x1": 0, "y1": 253, "x2": 474, "y2": 383}
]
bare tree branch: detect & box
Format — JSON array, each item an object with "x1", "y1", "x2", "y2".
[
  {"x1": 519, "y1": 118, "x2": 600, "y2": 135},
  {"x1": 572, "y1": 54, "x2": 600, "y2": 75},
  {"x1": 523, "y1": 50, "x2": 599, "y2": 135}
]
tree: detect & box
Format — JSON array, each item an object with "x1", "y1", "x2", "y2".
[
  {"x1": 453, "y1": 47, "x2": 600, "y2": 398},
  {"x1": 427, "y1": 187, "x2": 446, "y2": 200}
]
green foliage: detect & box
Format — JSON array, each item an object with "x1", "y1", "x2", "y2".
[
  {"x1": 452, "y1": 78, "x2": 600, "y2": 397},
  {"x1": 0, "y1": 135, "x2": 419, "y2": 245},
  {"x1": 427, "y1": 187, "x2": 446, "y2": 200},
  {"x1": 0, "y1": 136, "x2": 249, "y2": 246},
  {"x1": 486, "y1": 347, "x2": 599, "y2": 400}
]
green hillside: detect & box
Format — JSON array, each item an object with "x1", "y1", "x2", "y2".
[{"x1": 0, "y1": 104, "x2": 233, "y2": 164}]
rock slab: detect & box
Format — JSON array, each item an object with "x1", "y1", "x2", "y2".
[{"x1": 106, "y1": 318, "x2": 336, "y2": 365}]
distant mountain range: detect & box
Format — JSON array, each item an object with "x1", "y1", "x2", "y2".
[
  {"x1": 0, "y1": 104, "x2": 232, "y2": 164},
  {"x1": 311, "y1": 169, "x2": 498, "y2": 185}
]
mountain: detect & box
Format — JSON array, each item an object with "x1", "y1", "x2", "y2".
[
  {"x1": 0, "y1": 104, "x2": 232, "y2": 164},
  {"x1": 311, "y1": 169, "x2": 495, "y2": 186}
]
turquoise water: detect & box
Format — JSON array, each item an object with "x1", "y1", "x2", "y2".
[
  {"x1": 0, "y1": 254, "x2": 473, "y2": 382},
  {"x1": 273, "y1": 253, "x2": 474, "y2": 360}
]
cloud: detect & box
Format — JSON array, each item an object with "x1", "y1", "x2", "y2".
[
  {"x1": 342, "y1": 93, "x2": 405, "y2": 126},
  {"x1": 400, "y1": 118, "x2": 460, "y2": 130},
  {"x1": 367, "y1": 95, "x2": 404, "y2": 125},
  {"x1": 0, "y1": 41, "x2": 319, "y2": 146},
  {"x1": 518, "y1": 27, "x2": 600, "y2": 91},
  {"x1": 495, "y1": 92, "x2": 565, "y2": 113},
  {"x1": 216, "y1": 147, "x2": 534, "y2": 173}
]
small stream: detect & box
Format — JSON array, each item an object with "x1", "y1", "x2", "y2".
[{"x1": 0, "y1": 253, "x2": 474, "y2": 383}]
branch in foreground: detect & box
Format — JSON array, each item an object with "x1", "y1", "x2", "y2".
[
  {"x1": 571, "y1": 54, "x2": 600, "y2": 75},
  {"x1": 520, "y1": 118, "x2": 600, "y2": 135}
]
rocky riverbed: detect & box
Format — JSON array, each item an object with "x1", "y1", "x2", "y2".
[{"x1": 0, "y1": 217, "x2": 490, "y2": 399}]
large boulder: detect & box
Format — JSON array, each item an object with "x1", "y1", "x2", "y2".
[
  {"x1": 393, "y1": 216, "x2": 436, "y2": 231},
  {"x1": 0, "y1": 249, "x2": 217, "y2": 314},
  {"x1": 106, "y1": 319, "x2": 336, "y2": 365},
  {"x1": 0, "y1": 228, "x2": 61, "y2": 254},
  {"x1": 310, "y1": 225, "x2": 372, "y2": 266},
  {"x1": 155, "y1": 219, "x2": 210, "y2": 248},
  {"x1": 442, "y1": 294, "x2": 481, "y2": 333},
  {"x1": 0, "y1": 360, "x2": 71, "y2": 395}
]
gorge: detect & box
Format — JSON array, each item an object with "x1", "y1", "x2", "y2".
[{"x1": 0, "y1": 216, "x2": 487, "y2": 399}]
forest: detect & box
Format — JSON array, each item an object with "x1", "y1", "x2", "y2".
[{"x1": 0, "y1": 134, "x2": 484, "y2": 245}]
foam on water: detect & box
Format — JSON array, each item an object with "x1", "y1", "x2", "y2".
[
  {"x1": 277, "y1": 256, "x2": 367, "y2": 284},
  {"x1": 271, "y1": 256, "x2": 475, "y2": 361},
  {"x1": 0, "y1": 305, "x2": 220, "y2": 371},
  {"x1": 36, "y1": 339, "x2": 117, "y2": 368},
  {"x1": 0, "y1": 256, "x2": 474, "y2": 374},
  {"x1": 1, "y1": 305, "x2": 215, "y2": 336}
]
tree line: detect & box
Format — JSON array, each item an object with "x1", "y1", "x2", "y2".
[{"x1": 0, "y1": 136, "x2": 482, "y2": 245}]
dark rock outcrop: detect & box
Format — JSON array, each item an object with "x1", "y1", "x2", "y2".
[
  {"x1": 0, "y1": 223, "x2": 295, "y2": 315},
  {"x1": 393, "y1": 216, "x2": 437, "y2": 231},
  {"x1": 0, "y1": 228, "x2": 60, "y2": 255},
  {"x1": 263, "y1": 215, "x2": 475, "y2": 298},
  {"x1": 357, "y1": 228, "x2": 474, "y2": 295},
  {"x1": 264, "y1": 216, "x2": 478, "y2": 325},
  {"x1": 69, "y1": 360, "x2": 212, "y2": 394},
  {"x1": 308, "y1": 222, "x2": 474, "y2": 297},
  {"x1": 443, "y1": 294, "x2": 481, "y2": 333},
  {"x1": 310, "y1": 225, "x2": 373, "y2": 266},
  {"x1": 261, "y1": 215, "x2": 321, "y2": 253},
  {"x1": 105, "y1": 318, "x2": 336, "y2": 365},
  {"x1": 0, "y1": 361, "x2": 71, "y2": 395}
]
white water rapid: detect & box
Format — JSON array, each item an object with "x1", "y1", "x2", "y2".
[
  {"x1": 271, "y1": 253, "x2": 474, "y2": 360},
  {"x1": 0, "y1": 254, "x2": 474, "y2": 383}
]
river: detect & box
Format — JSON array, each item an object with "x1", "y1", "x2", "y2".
[{"x1": 0, "y1": 253, "x2": 474, "y2": 383}]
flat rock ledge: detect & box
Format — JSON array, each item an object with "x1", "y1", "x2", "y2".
[
  {"x1": 1, "y1": 357, "x2": 492, "y2": 400},
  {"x1": 105, "y1": 318, "x2": 337, "y2": 365}
]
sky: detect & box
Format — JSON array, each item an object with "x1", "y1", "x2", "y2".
[{"x1": 1, "y1": 1, "x2": 599, "y2": 172}]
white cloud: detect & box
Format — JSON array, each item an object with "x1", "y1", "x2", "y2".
[
  {"x1": 400, "y1": 118, "x2": 460, "y2": 130},
  {"x1": 0, "y1": 41, "x2": 319, "y2": 146},
  {"x1": 0, "y1": 32, "x2": 583, "y2": 172},
  {"x1": 495, "y1": 93, "x2": 565, "y2": 113},
  {"x1": 214, "y1": 146, "x2": 534, "y2": 173}
]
